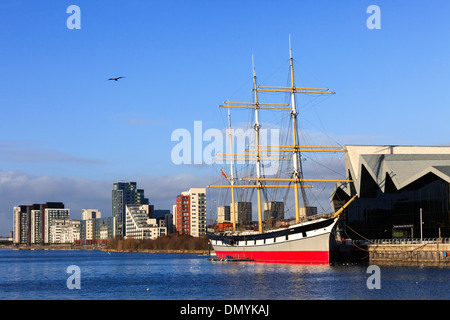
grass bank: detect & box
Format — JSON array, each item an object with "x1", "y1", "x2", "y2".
[{"x1": 106, "y1": 234, "x2": 210, "y2": 253}]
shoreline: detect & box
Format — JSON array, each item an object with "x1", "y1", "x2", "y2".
[
  {"x1": 0, "y1": 245, "x2": 208, "y2": 254},
  {"x1": 103, "y1": 248, "x2": 207, "y2": 254}
]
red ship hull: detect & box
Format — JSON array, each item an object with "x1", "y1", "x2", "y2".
[
  {"x1": 208, "y1": 217, "x2": 338, "y2": 264},
  {"x1": 214, "y1": 249, "x2": 331, "y2": 264}
]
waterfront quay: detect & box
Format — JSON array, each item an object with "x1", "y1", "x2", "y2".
[
  {"x1": 337, "y1": 238, "x2": 450, "y2": 266},
  {"x1": 368, "y1": 240, "x2": 450, "y2": 265},
  {"x1": 7, "y1": 238, "x2": 450, "y2": 266}
]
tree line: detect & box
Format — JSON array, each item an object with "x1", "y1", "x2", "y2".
[{"x1": 107, "y1": 234, "x2": 210, "y2": 252}]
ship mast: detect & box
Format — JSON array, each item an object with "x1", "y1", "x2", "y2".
[
  {"x1": 210, "y1": 38, "x2": 354, "y2": 232},
  {"x1": 212, "y1": 57, "x2": 291, "y2": 234},
  {"x1": 252, "y1": 56, "x2": 264, "y2": 234},
  {"x1": 227, "y1": 108, "x2": 237, "y2": 232},
  {"x1": 254, "y1": 36, "x2": 343, "y2": 223},
  {"x1": 288, "y1": 38, "x2": 303, "y2": 224}
]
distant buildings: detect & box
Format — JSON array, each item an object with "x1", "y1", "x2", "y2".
[
  {"x1": 13, "y1": 202, "x2": 70, "y2": 245},
  {"x1": 78, "y1": 209, "x2": 115, "y2": 246},
  {"x1": 232, "y1": 202, "x2": 252, "y2": 225},
  {"x1": 12, "y1": 181, "x2": 175, "y2": 246},
  {"x1": 50, "y1": 219, "x2": 80, "y2": 244},
  {"x1": 112, "y1": 181, "x2": 149, "y2": 238},
  {"x1": 125, "y1": 204, "x2": 166, "y2": 240},
  {"x1": 81, "y1": 209, "x2": 101, "y2": 243},
  {"x1": 175, "y1": 193, "x2": 190, "y2": 235},
  {"x1": 216, "y1": 202, "x2": 252, "y2": 224},
  {"x1": 217, "y1": 206, "x2": 230, "y2": 222},
  {"x1": 174, "y1": 188, "x2": 207, "y2": 237}
]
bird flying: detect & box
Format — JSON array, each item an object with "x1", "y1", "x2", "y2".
[{"x1": 108, "y1": 76, "x2": 125, "y2": 81}]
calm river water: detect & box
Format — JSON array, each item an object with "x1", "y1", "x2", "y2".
[{"x1": 0, "y1": 249, "x2": 448, "y2": 301}]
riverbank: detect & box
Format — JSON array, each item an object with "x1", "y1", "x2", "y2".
[
  {"x1": 0, "y1": 246, "x2": 208, "y2": 254},
  {"x1": 106, "y1": 234, "x2": 210, "y2": 252},
  {"x1": 104, "y1": 248, "x2": 207, "y2": 254},
  {"x1": 368, "y1": 243, "x2": 450, "y2": 266},
  {"x1": 1, "y1": 234, "x2": 211, "y2": 254}
]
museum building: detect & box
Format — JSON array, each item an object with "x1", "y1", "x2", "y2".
[{"x1": 331, "y1": 145, "x2": 450, "y2": 240}]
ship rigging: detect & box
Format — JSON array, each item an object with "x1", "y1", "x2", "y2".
[{"x1": 207, "y1": 38, "x2": 357, "y2": 264}]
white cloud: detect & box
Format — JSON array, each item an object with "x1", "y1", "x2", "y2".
[
  {"x1": 0, "y1": 170, "x2": 213, "y2": 236},
  {"x1": 0, "y1": 171, "x2": 111, "y2": 235},
  {"x1": 0, "y1": 140, "x2": 108, "y2": 165}
]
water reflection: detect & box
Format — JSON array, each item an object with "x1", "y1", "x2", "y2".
[{"x1": 0, "y1": 250, "x2": 447, "y2": 300}]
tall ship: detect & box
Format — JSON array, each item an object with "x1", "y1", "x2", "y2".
[{"x1": 207, "y1": 39, "x2": 357, "y2": 264}]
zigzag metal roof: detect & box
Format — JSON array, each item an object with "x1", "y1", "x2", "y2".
[{"x1": 340, "y1": 146, "x2": 450, "y2": 197}]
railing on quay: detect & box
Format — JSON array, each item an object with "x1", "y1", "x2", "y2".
[{"x1": 343, "y1": 237, "x2": 450, "y2": 246}]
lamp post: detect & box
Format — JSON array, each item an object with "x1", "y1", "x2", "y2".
[{"x1": 420, "y1": 208, "x2": 423, "y2": 244}]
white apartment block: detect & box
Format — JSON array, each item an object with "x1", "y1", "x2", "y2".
[
  {"x1": 44, "y1": 208, "x2": 70, "y2": 244},
  {"x1": 82, "y1": 209, "x2": 101, "y2": 241},
  {"x1": 125, "y1": 204, "x2": 166, "y2": 240},
  {"x1": 50, "y1": 219, "x2": 80, "y2": 244},
  {"x1": 82, "y1": 209, "x2": 101, "y2": 220},
  {"x1": 183, "y1": 188, "x2": 207, "y2": 237}
]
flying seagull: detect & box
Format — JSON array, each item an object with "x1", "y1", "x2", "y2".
[{"x1": 108, "y1": 76, "x2": 125, "y2": 81}]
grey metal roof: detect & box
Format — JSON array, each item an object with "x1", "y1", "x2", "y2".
[{"x1": 331, "y1": 146, "x2": 450, "y2": 200}]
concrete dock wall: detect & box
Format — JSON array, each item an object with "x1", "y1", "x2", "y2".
[{"x1": 367, "y1": 243, "x2": 450, "y2": 265}]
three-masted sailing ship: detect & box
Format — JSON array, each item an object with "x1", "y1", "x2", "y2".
[{"x1": 207, "y1": 40, "x2": 357, "y2": 264}]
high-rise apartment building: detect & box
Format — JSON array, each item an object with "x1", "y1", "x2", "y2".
[
  {"x1": 175, "y1": 194, "x2": 190, "y2": 235},
  {"x1": 50, "y1": 219, "x2": 80, "y2": 244},
  {"x1": 232, "y1": 202, "x2": 252, "y2": 225},
  {"x1": 13, "y1": 202, "x2": 70, "y2": 245},
  {"x1": 125, "y1": 204, "x2": 166, "y2": 240},
  {"x1": 43, "y1": 205, "x2": 70, "y2": 244},
  {"x1": 175, "y1": 188, "x2": 206, "y2": 237},
  {"x1": 217, "y1": 206, "x2": 230, "y2": 222},
  {"x1": 81, "y1": 209, "x2": 101, "y2": 244},
  {"x1": 82, "y1": 209, "x2": 101, "y2": 220},
  {"x1": 264, "y1": 201, "x2": 284, "y2": 221},
  {"x1": 112, "y1": 181, "x2": 149, "y2": 238},
  {"x1": 78, "y1": 213, "x2": 115, "y2": 246}
]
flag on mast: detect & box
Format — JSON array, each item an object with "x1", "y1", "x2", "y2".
[{"x1": 221, "y1": 168, "x2": 228, "y2": 180}]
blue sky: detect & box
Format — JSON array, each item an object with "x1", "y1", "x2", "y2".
[{"x1": 0, "y1": 0, "x2": 450, "y2": 235}]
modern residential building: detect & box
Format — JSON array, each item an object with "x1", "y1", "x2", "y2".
[
  {"x1": 94, "y1": 217, "x2": 115, "y2": 245},
  {"x1": 44, "y1": 205, "x2": 70, "y2": 244},
  {"x1": 148, "y1": 206, "x2": 174, "y2": 234},
  {"x1": 217, "y1": 206, "x2": 230, "y2": 222},
  {"x1": 331, "y1": 145, "x2": 450, "y2": 240},
  {"x1": 175, "y1": 188, "x2": 207, "y2": 237},
  {"x1": 163, "y1": 212, "x2": 176, "y2": 234},
  {"x1": 82, "y1": 209, "x2": 101, "y2": 220},
  {"x1": 13, "y1": 206, "x2": 28, "y2": 245},
  {"x1": 172, "y1": 204, "x2": 177, "y2": 228},
  {"x1": 189, "y1": 188, "x2": 207, "y2": 237},
  {"x1": 80, "y1": 209, "x2": 101, "y2": 244},
  {"x1": 299, "y1": 206, "x2": 317, "y2": 219},
  {"x1": 14, "y1": 202, "x2": 114, "y2": 246},
  {"x1": 175, "y1": 193, "x2": 190, "y2": 235},
  {"x1": 78, "y1": 215, "x2": 115, "y2": 246},
  {"x1": 232, "y1": 201, "x2": 252, "y2": 225},
  {"x1": 112, "y1": 181, "x2": 149, "y2": 238},
  {"x1": 125, "y1": 204, "x2": 166, "y2": 240},
  {"x1": 50, "y1": 219, "x2": 80, "y2": 244},
  {"x1": 264, "y1": 201, "x2": 284, "y2": 221},
  {"x1": 13, "y1": 202, "x2": 70, "y2": 245}
]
